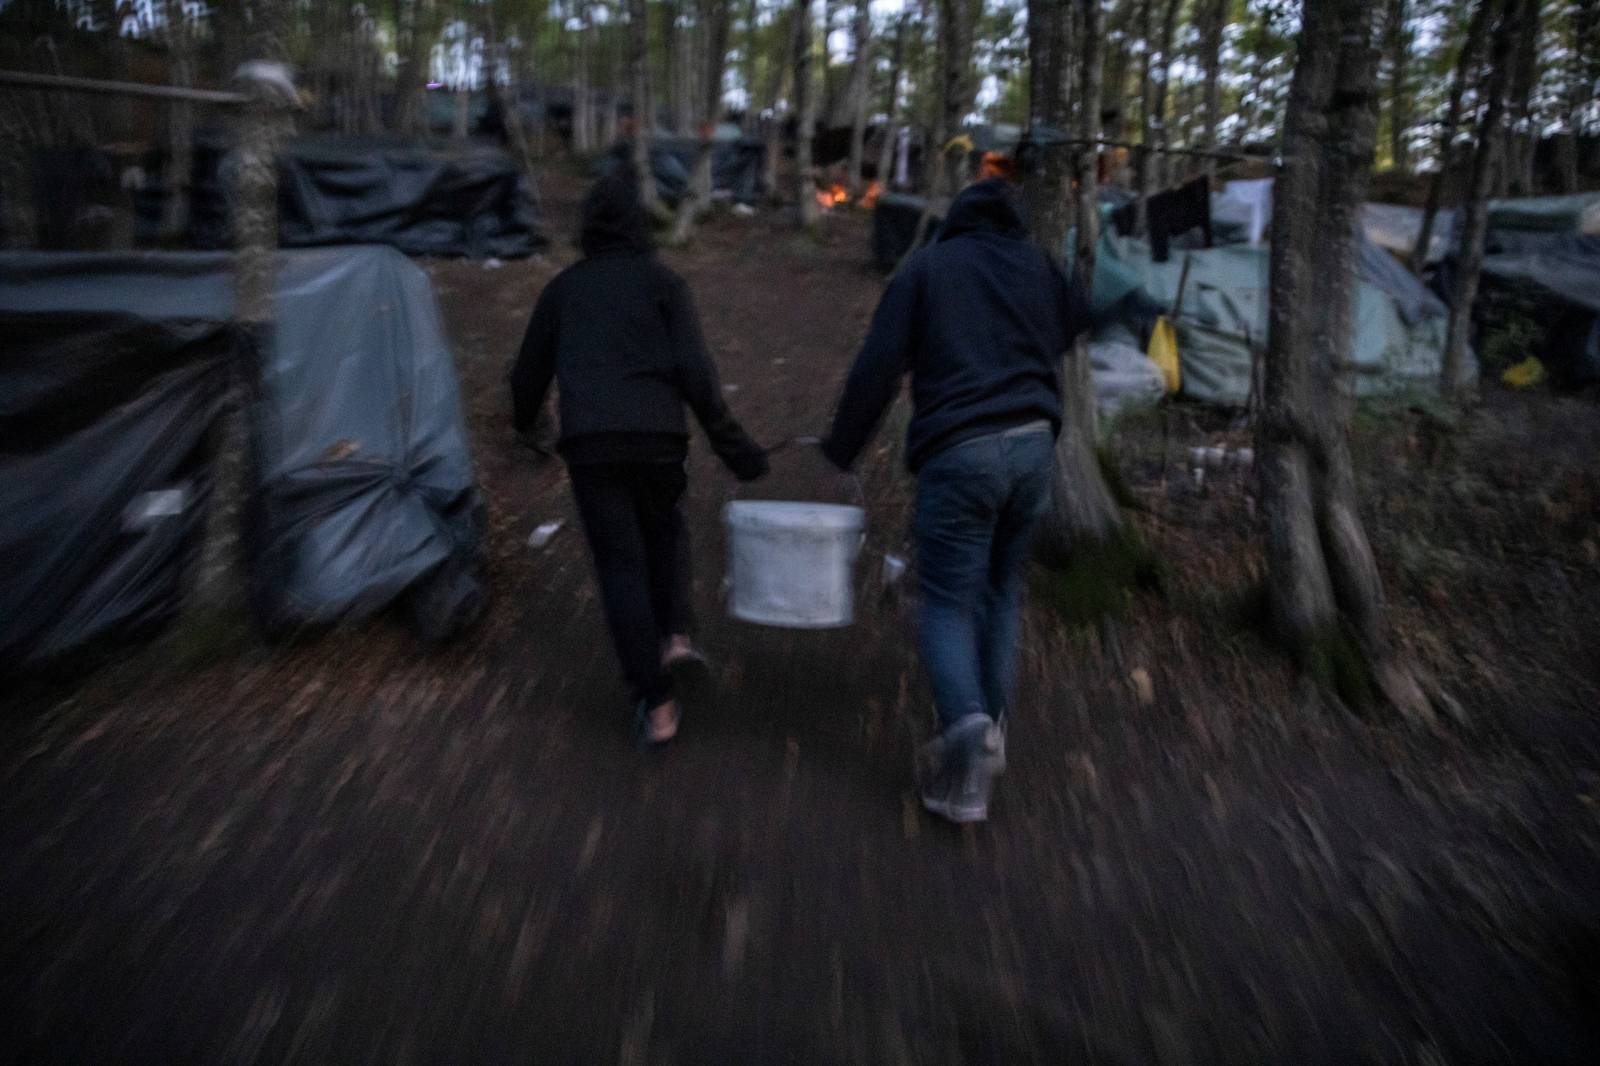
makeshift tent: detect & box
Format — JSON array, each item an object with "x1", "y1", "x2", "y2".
[
  {"x1": 0, "y1": 246, "x2": 486, "y2": 670},
  {"x1": 1087, "y1": 180, "x2": 1472, "y2": 405},
  {"x1": 1362, "y1": 193, "x2": 1600, "y2": 266},
  {"x1": 600, "y1": 134, "x2": 767, "y2": 206},
  {"x1": 1436, "y1": 232, "x2": 1600, "y2": 388},
  {"x1": 189, "y1": 134, "x2": 546, "y2": 258},
  {"x1": 871, "y1": 193, "x2": 944, "y2": 269}
]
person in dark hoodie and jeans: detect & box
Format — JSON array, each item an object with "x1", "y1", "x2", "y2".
[
  {"x1": 511, "y1": 166, "x2": 768, "y2": 747},
  {"x1": 822, "y1": 178, "x2": 1091, "y2": 823}
]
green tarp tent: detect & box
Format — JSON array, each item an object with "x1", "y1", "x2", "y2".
[{"x1": 1085, "y1": 226, "x2": 1474, "y2": 406}]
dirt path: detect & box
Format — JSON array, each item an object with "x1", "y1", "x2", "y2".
[{"x1": 3, "y1": 174, "x2": 1599, "y2": 1064}]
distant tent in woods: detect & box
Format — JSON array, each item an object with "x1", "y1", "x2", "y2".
[
  {"x1": 600, "y1": 132, "x2": 767, "y2": 207},
  {"x1": 182, "y1": 133, "x2": 547, "y2": 258},
  {"x1": 0, "y1": 247, "x2": 487, "y2": 672}
]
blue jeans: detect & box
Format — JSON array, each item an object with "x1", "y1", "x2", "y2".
[{"x1": 914, "y1": 426, "x2": 1055, "y2": 732}]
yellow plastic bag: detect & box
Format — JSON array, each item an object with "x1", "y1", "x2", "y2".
[
  {"x1": 1501, "y1": 356, "x2": 1546, "y2": 389},
  {"x1": 1148, "y1": 316, "x2": 1181, "y2": 394}
]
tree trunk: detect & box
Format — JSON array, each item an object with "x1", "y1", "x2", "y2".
[
  {"x1": 1412, "y1": 0, "x2": 1491, "y2": 274},
  {"x1": 1259, "y1": 0, "x2": 1395, "y2": 684},
  {"x1": 1024, "y1": 0, "x2": 1071, "y2": 255},
  {"x1": 393, "y1": 0, "x2": 433, "y2": 136},
  {"x1": 672, "y1": 0, "x2": 732, "y2": 244},
  {"x1": 794, "y1": 0, "x2": 822, "y2": 226},
  {"x1": 1029, "y1": 0, "x2": 1124, "y2": 567},
  {"x1": 572, "y1": 1, "x2": 594, "y2": 154},
  {"x1": 1384, "y1": 0, "x2": 1412, "y2": 172},
  {"x1": 876, "y1": 15, "x2": 907, "y2": 191},
  {"x1": 1135, "y1": 0, "x2": 1155, "y2": 233},
  {"x1": 742, "y1": 0, "x2": 761, "y2": 133},
  {"x1": 186, "y1": 15, "x2": 294, "y2": 639},
  {"x1": 629, "y1": 0, "x2": 662, "y2": 215},
  {"x1": 1559, "y1": 0, "x2": 1600, "y2": 193},
  {"x1": 1198, "y1": 0, "x2": 1225, "y2": 177},
  {"x1": 1444, "y1": 0, "x2": 1524, "y2": 395},
  {"x1": 160, "y1": 0, "x2": 195, "y2": 243},
  {"x1": 1150, "y1": 0, "x2": 1179, "y2": 189},
  {"x1": 1073, "y1": 0, "x2": 1103, "y2": 285},
  {"x1": 844, "y1": 0, "x2": 873, "y2": 194},
  {"x1": 1502, "y1": 0, "x2": 1541, "y2": 197},
  {"x1": 934, "y1": 0, "x2": 981, "y2": 196}
]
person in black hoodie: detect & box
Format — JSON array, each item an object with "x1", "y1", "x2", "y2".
[
  {"x1": 511, "y1": 166, "x2": 768, "y2": 748},
  {"x1": 821, "y1": 178, "x2": 1091, "y2": 823}
]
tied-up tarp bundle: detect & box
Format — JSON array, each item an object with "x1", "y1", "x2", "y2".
[
  {"x1": 0, "y1": 255, "x2": 234, "y2": 669},
  {"x1": 0, "y1": 246, "x2": 486, "y2": 672},
  {"x1": 190, "y1": 134, "x2": 547, "y2": 258}
]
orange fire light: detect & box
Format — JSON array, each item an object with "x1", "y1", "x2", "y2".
[
  {"x1": 813, "y1": 183, "x2": 851, "y2": 209},
  {"x1": 858, "y1": 180, "x2": 883, "y2": 209}
]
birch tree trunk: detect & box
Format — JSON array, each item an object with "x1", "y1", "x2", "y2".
[
  {"x1": 844, "y1": 0, "x2": 873, "y2": 195},
  {"x1": 671, "y1": 0, "x2": 732, "y2": 243},
  {"x1": 572, "y1": 1, "x2": 594, "y2": 153},
  {"x1": 1259, "y1": 0, "x2": 1418, "y2": 711},
  {"x1": 1443, "y1": 0, "x2": 1523, "y2": 396},
  {"x1": 186, "y1": 14, "x2": 295, "y2": 636},
  {"x1": 629, "y1": 0, "x2": 663, "y2": 215},
  {"x1": 793, "y1": 0, "x2": 822, "y2": 226},
  {"x1": 1412, "y1": 0, "x2": 1490, "y2": 273},
  {"x1": 875, "y1": 14, "x2": 907, "y2": 190}
]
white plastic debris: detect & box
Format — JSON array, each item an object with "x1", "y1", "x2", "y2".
[
  {"x1": 882, "y1": 553, "x2": 908, "y2": 588},
  {"x1": 483, "y1": 257, "x2": 505, "y2": 270},
  {"x1": 526, "y1": 521, "x2": 564, "y2": 550},
  {"x1": 1204, "y1": 445, "x2": 1227, "y2": 468},
  {"x1": 122, "y1": 486, "x2": 188, "y2": 532},
  {"x1": 732, "y1": 203, "x2": 757, "y2": 217}
]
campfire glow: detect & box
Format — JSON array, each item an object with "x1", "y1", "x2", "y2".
[
  {"x1": 859, "y1": 181, "x2": 882, "y2": 209},
  {"x1": 815, "y1": 184, "x2": 851, "y2": 209}
]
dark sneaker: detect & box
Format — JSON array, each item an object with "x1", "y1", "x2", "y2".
[{"x1": 918, "y1": 713, "x2": 1001, "y2": 824}]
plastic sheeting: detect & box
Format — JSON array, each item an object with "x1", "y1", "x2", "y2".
[
  {"x1": 871, "y1": 193, "x2": 943, "y2": 270},
  {"x1": 1087, "y1": 229, "x2": 1470, "y2": 406},
  {"x1": 1089, "y1": 326, "x2": 1167, "y2": 419},
  {"x1": 192, "y1": 134, "x2": 546, "y2": 258},
  {"x1": 0, "y1": 247, "x2": 486, "y2": 669},
  {"x1": 1486, "y1": 193, "x2": 1600, "y2": 234},
  {"x1": 1362, "y1": 203, "x2": 1459, "y2": 265},
  {"x1": 1, "y1": 254, "x2": 233, "y2": 670},
  {"x1": 248, "y1": 247, "x2": 487, "y2": 639}
]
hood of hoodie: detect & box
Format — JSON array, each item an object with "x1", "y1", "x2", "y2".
[
  {"x1": 580, "y1": 165, "x2": 652, "y2": 256},
  {"x1": 936, "y1": 178, "x2": 1030, "y2": 243}
]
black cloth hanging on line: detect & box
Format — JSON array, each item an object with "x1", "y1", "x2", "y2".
[{"x1": 1111, "y1": 176, "x2": 1213, "y2": 263}]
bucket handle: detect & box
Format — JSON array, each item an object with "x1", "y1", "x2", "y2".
[{"x1": 730, "y1": 436, "x2": 865, "y2": 510}]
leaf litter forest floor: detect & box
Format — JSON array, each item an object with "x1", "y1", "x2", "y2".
[{"x1": 4, "y1": 171, "x2": 1600, "y2": 1064}]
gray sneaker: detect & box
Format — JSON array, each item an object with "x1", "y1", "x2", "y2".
[{"x1": 918, "y1": 713, "x2": 1002, "y2": 824}]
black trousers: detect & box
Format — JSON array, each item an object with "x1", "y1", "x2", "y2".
[{"x1": 568, "y1": 461, "x2": 693, "y2": 707}]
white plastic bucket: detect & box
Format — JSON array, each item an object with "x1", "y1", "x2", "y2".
[{"x1": 724, "y1": 500, "x2": 865, "y2": 628}]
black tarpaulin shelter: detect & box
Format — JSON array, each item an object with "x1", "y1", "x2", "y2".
[
  {"x1": 601, "y1": 135, "x2": 767, "y2": 207},
  {"x1": 1433, "y1": 232, "x2": 1600, "y2": 389},
  {"x1": 1, "y1": 246, "x2": 486, "y2": 671},
  {"x1": 190, "y1": 133, "x2": 546, "y2": 258},
  {"x1": 871, "y1": 193, "x2": 943, "y2": 270}
]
